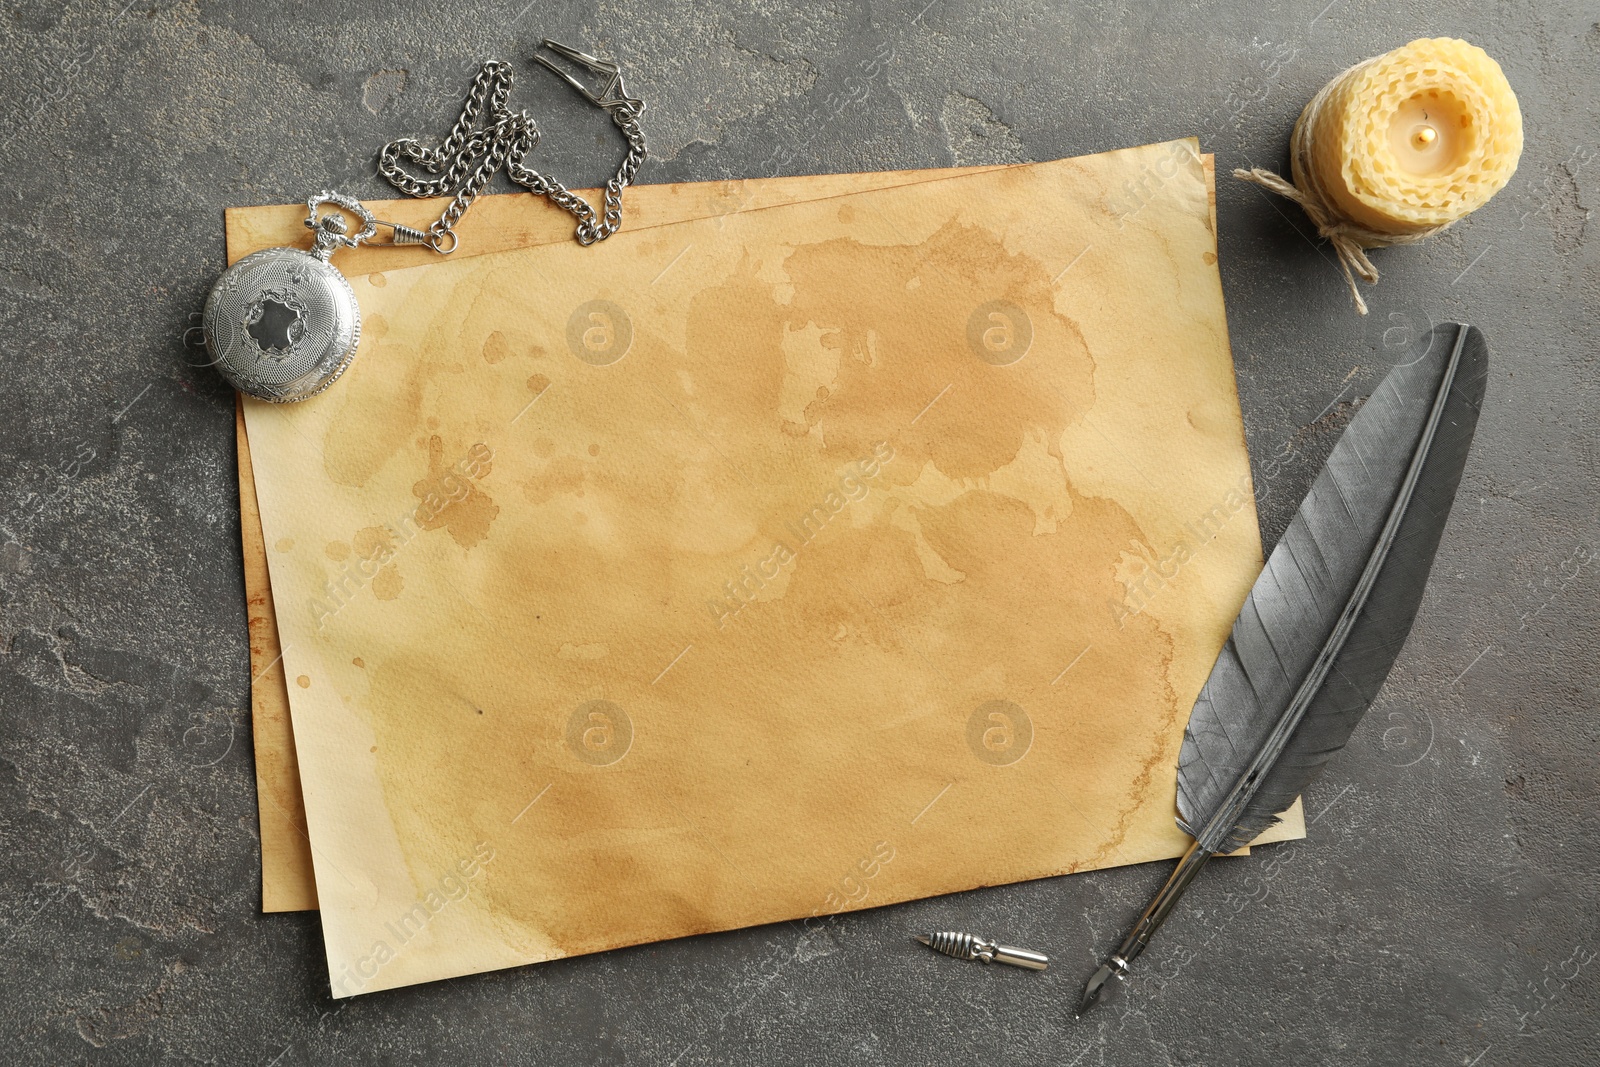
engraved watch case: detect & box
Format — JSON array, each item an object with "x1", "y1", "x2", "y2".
[{"x1": 202, "y1": 194, "x2": 370, "y2": 403}]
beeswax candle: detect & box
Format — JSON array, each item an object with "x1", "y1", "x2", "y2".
[
  {"x1": 1302, "y1": 37, "x2": 1522, "y2": 233},
  {"x1": 1237, "y1": 38, "x2": 1523, "y2": 312}
]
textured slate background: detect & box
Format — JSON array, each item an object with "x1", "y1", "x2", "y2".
[{"x1": 1, "y1": 1, "x2": 1596, "y2": 1063}]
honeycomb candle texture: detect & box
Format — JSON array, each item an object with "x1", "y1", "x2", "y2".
[{"x1": 1237, "y1": 38, "x2": 1523, "y2": 312}]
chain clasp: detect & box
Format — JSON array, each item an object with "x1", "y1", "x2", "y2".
[
  {"x1": 533, "y1": 39, "x2": 646, "y2": 117},
  {"x1": 369, "y1": 219, "x2": 458, "y2": 254}
]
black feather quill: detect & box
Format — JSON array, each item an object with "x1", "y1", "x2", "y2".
[{"x1": 1080, "y1": 323, "x2": 1489, "y2": 1013}]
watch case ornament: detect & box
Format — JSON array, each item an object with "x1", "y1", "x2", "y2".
[{"x1": 201, "y1": 192, "x2": 374, "y2": 403}]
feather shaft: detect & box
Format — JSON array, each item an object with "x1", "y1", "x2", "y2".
[{"x1": 1080, "y1": 323, "x2": 1488, "y2": 1014}]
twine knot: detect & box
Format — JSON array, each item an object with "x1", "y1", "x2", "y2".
[{"x1": 1232, "y1": 58, "x2": 1453, "y2": 315}]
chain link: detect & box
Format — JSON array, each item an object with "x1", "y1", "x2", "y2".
[{"x1": 375, "y1": 51, "x2": 648, "y2": 251}]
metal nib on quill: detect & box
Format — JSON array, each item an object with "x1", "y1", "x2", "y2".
[
  {"x1": 1079, "y1": 840, "x2": 1211, "y2": 1015},
  {"x1": 916, "y1": 931, "x2": 1049, "y2": 971}
]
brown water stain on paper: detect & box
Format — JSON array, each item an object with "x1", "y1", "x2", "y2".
[{"x1": 412, "y1": 435, "x2": 499, "y2": 549}]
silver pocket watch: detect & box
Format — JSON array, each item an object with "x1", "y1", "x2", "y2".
[
  {"x1": 201, "y1": 41, "x2": 648, "y2": 403},
  {"x1": 203, "y1": 193, "x2": 387, "y2": 403}
]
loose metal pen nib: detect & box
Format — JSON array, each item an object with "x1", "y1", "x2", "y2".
[{"x1": 916, "y1": 931, "x2": 1049, "y2": 971}]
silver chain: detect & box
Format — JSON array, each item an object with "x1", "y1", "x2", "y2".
[{"x1": 375, "y1": 42, "x2": 648, "y2": 251}]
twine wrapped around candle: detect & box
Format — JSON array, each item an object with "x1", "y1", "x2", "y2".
[{"x1": 1235, "y1": 38, "x2": 1522, "y2": 314}]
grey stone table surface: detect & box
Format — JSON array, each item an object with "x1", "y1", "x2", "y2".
[{"x1": 1, "y1": 0, "x2": 1595, "y2": 1064}]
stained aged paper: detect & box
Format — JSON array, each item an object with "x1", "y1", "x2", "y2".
[
  {"x1": 235, "y1": 165, "x2": 1014, "y2": 912},
  {"x1": 235, "y1": 159, "x2": 1302, "y2": 914},
  {"x1": 241, "y1": 140, "x2": 1302, "y2": 992}
]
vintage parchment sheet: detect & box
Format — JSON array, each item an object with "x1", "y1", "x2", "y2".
[
  {"x1": 242, "y1": 139, "x2": 1301, "y2": 993},
  {"x1": 235, "y1": 164, "x2": 1006, "y2": 911},
  {"x1": 234, "y1": 159, "x2": 1303, "y2": 914}
]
